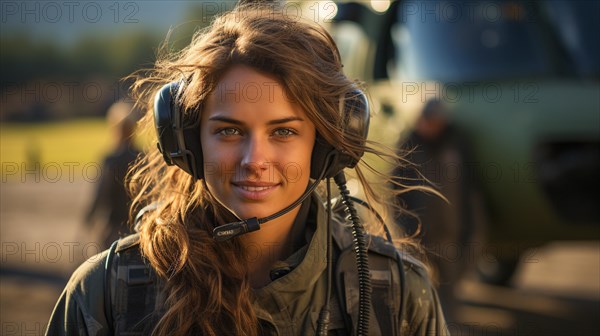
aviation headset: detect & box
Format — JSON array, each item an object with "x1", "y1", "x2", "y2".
[{"x1": 153, "y1": 80, "x2": 370, "y2": 181}]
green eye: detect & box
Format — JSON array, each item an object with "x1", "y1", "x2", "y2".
[
  {"x1": 217, "y1": 128, "x2": 241, "y2": 136},
  {"x1": 273, "y1": 128, "x2": 296, "y2": 137}
]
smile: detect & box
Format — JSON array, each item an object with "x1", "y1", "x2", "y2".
[
  {"x1": 232, "y1": 181, "x2": 280, "y2": 200},
  {"x1": 238, "y1": 185, "x2": 273, "y2": 192}
]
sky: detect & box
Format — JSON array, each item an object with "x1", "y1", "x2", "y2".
[{"x1": 0, "y1": 1, "x2": 226, "y2": 46}]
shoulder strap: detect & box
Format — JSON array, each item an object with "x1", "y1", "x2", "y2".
[
  {"x1": 104, "y1": 233, "x2": 161, "y2": 335},
  {"x1": 104, "y1": 239, "x2": 119, "y2": 335}
]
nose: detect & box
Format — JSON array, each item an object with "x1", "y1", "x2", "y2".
[{"x1": 240, "y1": 135, "x2": 270, "y2": 179}]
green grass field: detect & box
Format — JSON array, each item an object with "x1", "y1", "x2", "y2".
[{"x1": 1, "y1": 119, "x2": 118, "y2": 181}]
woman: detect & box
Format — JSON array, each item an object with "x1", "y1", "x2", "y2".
[{"x1": 47, "y1": 4, "x2": 449, "y2": 336}]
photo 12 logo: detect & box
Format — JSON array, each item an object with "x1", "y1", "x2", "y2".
[
  {"x1": 399, "y1": 81, "x2": 540, "y2": 104},
  {"x1": 399, "y1": 1, "x2": 536, "y2": 24},
  {"x1": 2, "y1": 81, "x2": 103, "y2": 105},
  {"x1": 1, "y1": 161, "x2": 102, "y2": 183},
  {"x1": 1, "y1": 1, "x2": 140, "y2": 24}
]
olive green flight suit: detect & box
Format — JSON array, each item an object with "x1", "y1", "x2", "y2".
[{"x1": 46, "y1": 194, "x2": 449, "y2": 335}]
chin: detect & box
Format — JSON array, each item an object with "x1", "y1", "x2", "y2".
[{"x1": 231, "y1": 204, "x2": 273, "y2": 220}]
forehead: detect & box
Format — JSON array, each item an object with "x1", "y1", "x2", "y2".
[{"x1": 204, "y1": 65, "x2": 307, "y2": 120}]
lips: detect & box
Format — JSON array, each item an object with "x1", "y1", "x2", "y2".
[
  {"x1": 237, "y1": 185, "x2": 273, "y2": 192},
  {"x1": 232, "y1": 181, "x2": 280, "y2": 200}
]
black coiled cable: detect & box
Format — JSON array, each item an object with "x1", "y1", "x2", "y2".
[{"x1": 334, "y1": 172, "x2": 371, "y2": 336}]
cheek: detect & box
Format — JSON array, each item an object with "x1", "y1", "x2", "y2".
[
  {"x1": 279, "y1": 140, "x2": 314, "y2": 183},
  {"x1": 201, "y1": 138, "x2": 236, "y2": 184}
]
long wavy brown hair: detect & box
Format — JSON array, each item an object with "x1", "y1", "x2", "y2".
[{"x1": 127, "y1": 3, "x2": 433, "y2": 335}]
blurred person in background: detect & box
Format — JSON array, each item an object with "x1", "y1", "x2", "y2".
[
  {"x1": 393, "y1": 99, "x2": 480, "y2": 324},
  {"x1": 84, "y1": 100, "x2": 140, "y2": 250}
]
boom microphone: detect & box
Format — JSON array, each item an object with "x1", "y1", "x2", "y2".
[{"x1": 212, "y1": 174, "x2": 323, "y2": 241}]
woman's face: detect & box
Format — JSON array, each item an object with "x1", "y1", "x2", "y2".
[{"x1": 200, "y1": 65, "x2": 316, "y2": 220}]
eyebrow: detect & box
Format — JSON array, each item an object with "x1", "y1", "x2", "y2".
[{"x1": 207, "y1": 116, "x2": 305, "y2": 125}]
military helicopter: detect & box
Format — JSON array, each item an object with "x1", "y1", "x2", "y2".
[{"x1": 327, "y1": 0, "x2": 599, "y2": 285}]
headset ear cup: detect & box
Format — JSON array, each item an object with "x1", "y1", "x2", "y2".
[
  {"x1": 154, "y1": 81, "x2": 204, "y2": 180},
  {"x1": 309, "y1": 89, "x2": 370, "y2": 179}
]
